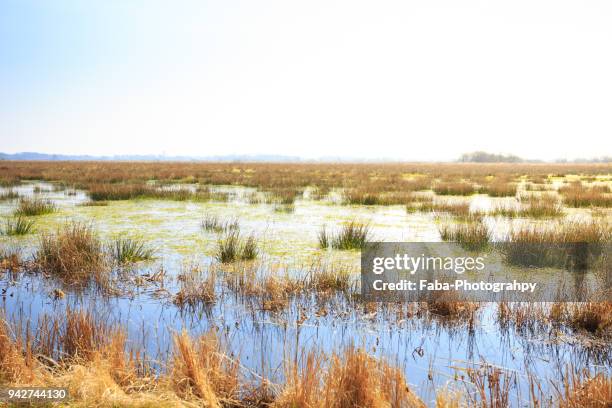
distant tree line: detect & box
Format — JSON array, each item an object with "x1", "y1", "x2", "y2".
[
  {"x1": 459, "y1": 151, "x2": 612, "y2": 163},
  {"x1": 458, "y1": 151, "x2": 524, "y2": 163}
]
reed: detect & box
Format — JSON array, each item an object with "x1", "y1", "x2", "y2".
[
  {"x1": 174, "y1": 266, "x2": 217, "y2": 306},
  {"x1": 560, "y1": 371, "x2": 612, "y2": 407},
  {"x1": 569, "y1": 302, "x2": 612, "y2": 335}
]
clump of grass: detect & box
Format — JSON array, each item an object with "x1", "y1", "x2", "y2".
[
  {"x1": 438, "y1": 217, "x2": 490, "y2": 250},
  {"x1": 109, "y1": 237, "x2": 155, "y2": 264},
  {"x1": 560, "y1": 182, "x2": 612, "y2": 208},
  {"x1": 215, "y1": 230, "x2": 259, "y2": 262},
  {"x1": 560, "y1": 371, "x2": 612, "y2": 407},
  {"x1": 275, "y1": 346, "x2": 425, "y2": 407},
  {"x1": 319, "y1": 222, "x2": 371, "y2": 250},
  {"x1": 502, "y1": 221, "x2": 609, "y2": 269},
  {"x1": 318, "y1": 226, "x2": 329, "y2": 249},
  {"x1": 0, "y1": 190, "x2": 20, "y2": 201},
  {"x1": 171, "y1": 330, "x2": 239, "y2": 403},
  {"x1": 486, "y1": 194, "x2": 563, "y2": 218},
  {"x1": 482, "y1": 181, "x2": 517, "y2": 197},
  {"x1": 174, "y1": 266, "x2": 216, "y2": 306},
  {"x1": 0, "y1": 248, "x2": 22, "y2": 271},
  {"x1": 308, "y1": 267, "x2": 351, "y2": 291},
  {"x1": 569, "y1": 302, "x2": 612, "y2": 336},
  {"x1": 14, "y1": 197, "x2": 57, "y2": 216},
  {"x1": 88, "y1": 183, "x2": 154, "y2": 201},
  {"x1": 0, "y1": 319, "x2": 36, "y2": 383},
  {"x1": 201, "y1": 214, "x2": 239, "y2": 233},
  {"x1": 36, "y1": 222, "x2": 108, "y2": 286},
  {"x1": 2, "y1": 216, "x2": 34, "y2": 236},
  {"x1": 519, "y1": 193, "x2": 563, "y2": 217},
  {"x1": 433, "y1": 181, "x2": 475, "y2": 196}
]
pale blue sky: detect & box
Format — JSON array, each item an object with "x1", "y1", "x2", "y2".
[{"x1": 1, "y1": 0, "x2": 611, "y2": 160}]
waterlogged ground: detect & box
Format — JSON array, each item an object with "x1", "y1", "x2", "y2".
[{"x1": 1, "y1": 182, "x2": 611, "y2": 406}]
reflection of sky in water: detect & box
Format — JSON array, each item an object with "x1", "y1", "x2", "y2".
[{"x1": 1, "y1": 182, "x2": 610, "y2": 406}]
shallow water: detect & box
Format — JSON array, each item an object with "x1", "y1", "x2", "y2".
[{"x1": 1, "y1": 182, "x2": 610, "y2": 406}]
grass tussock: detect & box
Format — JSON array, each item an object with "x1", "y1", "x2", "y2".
[
  {"x1": 110, "y1": 237, "x2": 155, "y2": 264},
  {"x1": 438, "y1": 218, "x2": 490, "y2": 250},
  {"x1": 14, "y1": 197, "x2": 57, "y2": 216},
  {"x1": 560, "y1": 182, "x2": 612, "y2": 208},
  {"x1": 319, "y1": 221, "x2": 371, "y2": 250},
  {"x1": 482, "y1": 181, "x2": 517, "y2": 197},
  {"x1": 36, "y1": 222, "x2": 108, "y2": 286},
  {"x1": 171, "y1": 330, "x2": 239, "y2": 405},
  {"x1": 202, "y1": 214, "x2": 239, "y2": 233},
  {"x1": 174, "y1": 266, "x2": 217, "y2": 306},
  {"x1": 433, "y1": 181, "x2": 476, "y2": 196},
  {"x1": 274, "y1": 346, "x2": 425, "y2": 408},
  {"x1": 568, "y1": 302, "x2": 612, "y2": 336},
  {"x1": 2, "y1": 216, "x2": 34, "y2": 236},
  {"x1": 502, "y1": 221, "x2": 610, "y2": 269},
  {"x1": 408, "y1": 200, "x2": 471, "y2": 218},
  {"x1": 215, "y1": 230, "x2": 258, "y2": 263}
]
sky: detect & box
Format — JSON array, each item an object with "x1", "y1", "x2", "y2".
[{"x1": 1, "y1": 0, "x2": 611, "y2": 161}]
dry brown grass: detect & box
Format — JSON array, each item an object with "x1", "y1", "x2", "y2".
[
  {"x1": 560, "y1": 182, "x2": 612, "y2": 208},
  {"x1": 433, "y1": 181, "x2": 476, "y2": 196},
  {"x1": 3, "y1": 161, "x2": 610, "y2": 208},
  {"x1": 36, "y1": 222, "x2": 109, "y2": 287},
  {"x1": 0, "y1": 318, "x2": 37, "y2": 384},
  {"x1": 171, "y1": 330, "x2": 240, "y2": 405},
  {"x1": 568, "y1": 302, "x2": 612, "y2": 336},
  {"x1": 560, "y1": 371, "x2": 612, "y2": 408},
  {"x1": 274, "y1": 346, "x2": 425, "y2": 408}
]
